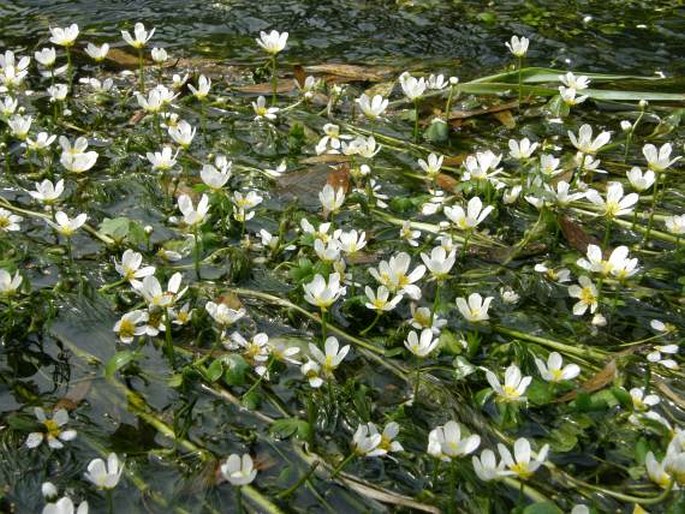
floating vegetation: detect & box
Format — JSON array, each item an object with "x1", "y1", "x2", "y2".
[{"x1": 0, "y1": 15, "x2": 684, "y2": 514}]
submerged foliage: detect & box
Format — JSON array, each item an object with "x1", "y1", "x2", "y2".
[{"x1": 0, "y1": 15, "x2": 684, "y2": 514}]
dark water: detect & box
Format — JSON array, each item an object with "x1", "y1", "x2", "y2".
[{"x1": 1, "y1": 0, "x2": 685, "y2": 76}]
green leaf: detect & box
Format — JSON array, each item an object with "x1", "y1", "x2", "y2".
[
  {"x1": 522, "y1": 502, "x2": 563, "y2": 514},
  {"x1": 222, "y1": 354, "x2": 250, "y2": 386},
  {"x1": 205, "y1": 359, "x2": 224, "y2": 383},
  {"x1": 270, "y1": 418, "x2": 313, "y2": 441},
  {"x1": 105, "y1": 350, "x2": 139, "y2": 378}
]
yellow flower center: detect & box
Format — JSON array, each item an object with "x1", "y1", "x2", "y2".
[
  {"x1": 43, "y1": 419, "x2": 61, "y2": 438},
  {"x1": 579, "y1": 287, "x2": 596, "y2": 306}
]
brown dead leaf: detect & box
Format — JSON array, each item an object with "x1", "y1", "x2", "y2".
[
  {"x1": 104, "y1": 48, "x2": 146, "y2": 69},
  {"x1": 558, "y1": 215, "x2": 601, "y2": 254},
  {"x1": 364, "y1": 81, "x2": 396, "y2": 99},
  {"x1": 435, "y1": 173, "x2": 458, "y2": 191},
  {"x1": 556, "y1": 359, "x2": 617, "y2": 403},
  {"x1": 55, "y1": 378, "x2": 93, "y2": 411},
  {"x1": 327, "y1": 163, "x2": 350, "y2": 193},
  {"x1": 347, "y1": 251, "x2": 381, "y2": 265},
  {"x1": 215, "y1": 292, "x2": 244, "y2": 311},
  {"x1": 492, "y1": 110, "x2": 516, "y2": 129},
  {"x1": 236, "y1": 79, "x2": 296, "y2": 95},
  {"x1": 447, "y1": 101, "x2": 518, "y2": 121},
  {"x1": 304, "y1": 63, "x2": 395, "y2": 83},
  {"x1": 300, "y1": 154, "x2": 350, "y2": 165},
  {"x1": 293, "y1": 65, "x2": 306, "y2": 89},
  {"x1": 442, "y1": 154, "x2": 468, "y2": 167},
  {"x1": 128, "y1": 110, "x2": 146, "y2": 125}
]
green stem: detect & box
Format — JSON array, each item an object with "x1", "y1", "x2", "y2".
[
  {"x1": 66, "y1": 47, "x2": 73, "y2": 90},
  {"x1": 643, "y1": 173, "x2": 661, "y2": 246},
  {"x1": 107, "y1": 490, "x2": 113, "y2": 514},
  {"x1": 413, "y1": 98, "x2": 420, "y2": 143},
  {"x1": 360, "y1": 311, "x2": 381, "y2": 336},
  {"x1": 164, "y1": 309, "x2": 174, "y2": 363},
  {"x1": 320, "y1": 308, "x2": 327, "y2": 343},
  {"x1": 276, "y1": 462, "x2": 320, "y2": 499},
  {"x1": 413, "y1": 362, "x2": 421, "y2": 402},
  {"x1": 517, "y1": 56, "x2": 523, "y2": 110},
  {"x1": 330, "y1": 453, "x2": 355, "y2": 478},
  {"x1": 603, "y1": 219, "x2": 612, "y2": 249},
  {"x1": 271, "y1": 55, "x2": 278, "y2": 106},
  {"x1": 432, "y1": 281, "x2": 441, "y2": 323},
  {"x1": 444, "y1": 85, "x2": 456, "y2": 117},
  {"x1": 194, "y1": 225, "x2": 201, "y2": 279},
  {"x1": 138, "y1": 48, "x2": 145, "y2": 94},
  {"x1": 236, "y1": 486, "x2": 244, "y2": 514}
]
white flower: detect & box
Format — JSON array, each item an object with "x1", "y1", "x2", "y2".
[
  {"x1": 205, "y1": 302, "x2": 246, "y2": 326},
  {"x1": 0, "y1": 268, "x2": 22, "y2": 296},
  {"x1": 535, "y1": 352, "x2": 580, "y2": 382},
  {"x1": 559, "y1": 86, "x2": 588, "y2": 106},
  {"x1": 375, "y1": 422, "x2": 403, "y2": 453},
  {"x1": 473, "y1": 449, "x2": 508, "y2": 482},
  {"x1": 221, "y1": 454, "x2": 257, "y2": 486},
  {"x1": 559, "y1": 72, "x2": 591, "y2": 90},
  {"x1": 303, "y1": 273, "x2": 346, "y2": 311},
  {"x1": 122, "y1": 22, "x2": 155, "y2": 49},
  {"x1": 645, "y1": 451, "x2": 675, "y2": 489},
  {"x1": 201, "y1": 163, "x2": 232, "y2": 190},
  {"x1": 539, "y1": 153, "x2": 562, "y2": 177},
  {"x1": 399, "y1": 71, "x2": 426, "y2": 101},
  {"x1": 313, "y1": 238, "x2": 341, "y2": 263},
  {"x1": 568, "y1": 275, "x2": 598, "y2": 315},
  {"x1": 427, "y1": 421, "x2": 480, "y2": 461},
  {"x1": 404, "y1": 329, "x2": 439, "y2": 358},
  {"x1": 169, "y1": 120, "x2": 196, "y2": 149},
  {"x1": 369, "y1": 252, "x2": 426, "y2": 300},
  {"x1": 456, "y1": 293, "x2": 493, "y2": 323},
  {"x1": 29, "y1": 179, "x2": 63, "y2": 204},
  {"x1": 47, "y1": 84, "x2": 68, "y2": 102},
  {"x1": 485, "y1": 364, "x2": 532, "y2": 403},
  {"x1": 0, "y1": 207, "x2": 22, "y2": 232},
  {"x1": 84, "y1": 453, "x2": 124, "y2": 489},
  {"x1": 26, "y1": 408, "x2": 77, "y2": 449},
  {"x1": 178, "y1": 194, "x2": 210, "y2": 226},
  {"x1": 444, "y1": 196, "x2": 494, "y2": 231},
  {"x1": 252, "y1": 95, "x2": 279, "y2": 121},
  {"x1": 505, "y1": 35, "x2": 529, "y2": 57},
  {"x1": 503, "y1": 186, "x2": 522, "y2": 204},
  {"x1": 35, "y1": 47, "x2": 56, "y2": 67},
  {"x1": 352, "y1": 423, "x2": 385, "y2": 457},
  {"x1": 508, "y1": 138, "x2": 539, "y2": 160},
  {"x1": 49, "y1": 24, "x2": 79, "y2": 47},
  {"x1": 547, "y1": 181, "x2": 584, "y2": 207},
  {"x1": 629, "y1": 387, "x2": 660, "y2": 412},
  {"x1": 626, "y1": 166, "x2": 655, "y2": 192},
  {"x1": 577, "y1": 244, "x2": 639, "y2": 279},
  {"x1": 301, "y1": 359, "x2": 323, "y2": 388},
  {"x1": 334, "y1": 229, "x2": 367, "y2": 255},
  {"x1": 315, "y1": 123, "x2": 349, "y2": 155},
  {"x1": 188, "y1": 75, "x2": 211, "y2": 100},
  {"x1": 427, "y1": 73, "x2": 448, "y2": 90},
  {"x1": 84, "y1": 43, "x2": 110, "y2": 62},
  {"x1": 665, "y1": 214, "x2": 685, "y2": 235},
  {"x1": 399, "y1": 220, "x2": 421, "y2": 247},
  {"x1": 59, "y1": 136, "x2": 98, "y2": 173},
  {"x1": 499, "y1": 287, "x2": 520, "y2": 305},
  {"x1": 418, "y1": 153, "x2": 444, "y2": 179},
  {"x1": 26, "y1": 132, "x2": 57, "y2": 151},
  {"x1": 150, "y1": 47, "x2": 168, "y2": 64},
  {"x1": 463, "y1": 150, "x2": 502, "y2": 182},
  {"x1": 8, "y1": 114, "x2": 31, "y2": 139},
  {"x1": 409, "y1": 305, "x2": 446, "y2": 335},
  {"x1": 568, "y1": 124, "x2": 611, "y2": 155},
  {"x1": 643, "y1": 143, "x2": 680, "y2": 173},
  {"x1": 255, "y1": 30, "x2": 288, "y2": 55},
  {"x1": 309, "y1": 336, "x2": 350, "y2": 376},
  {"x1": 319, "y1": 184, "x2": 345, "y2": 214},
  {"x1": 47, "y1": 211, "x2": 87, "y2": 237},
  {"x1": 364, "y1": 285, "x2": 403, "y2": 312},
  {"x1": 113, "y1": 310, "x2": 148, "y2": 344},
  {"x1": 498, "y1": 438, "x2": 549, "y2": 479},
  {"x1": 146, "y1": 146, "x2": 179, "y2": 172},
  {"x1": 586, "y1": 182, "x2": 638, "y2": 218},
  {"x1": 535, "y1": 263, "x2": 571, "y2": 283},
  {"x1": 42, "y1": 497, "x2": 89, "y2": 514},
  {"x1": 420, "y1": 246, "x2": 456, "y2": 280},
  {"x1": 133, "y1": 273, "x2": 186, "y2": 308},
  {"x1": 356, "y1": 93, "x2": 388, "y2": 119},
  {"x1": 114, "y1": 249, "x2": 155, "y2": 285}
]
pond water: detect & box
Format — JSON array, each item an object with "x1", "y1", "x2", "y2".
[{"x1": 1, "y1": 1, "x2": 685, "y2": 514}]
